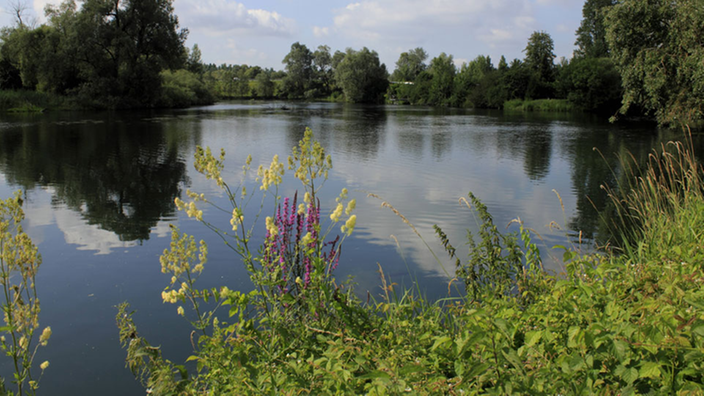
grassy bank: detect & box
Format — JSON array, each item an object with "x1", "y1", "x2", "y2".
[
  {"x1": 504, "y1": 98, "x2": 576, "y2": 112},
  {"x1": 109, "y1": 130, "x2": 704, "y2": 394},
  {"x1": 0, "y1": 90, "x2": 74, "y2": 112}
]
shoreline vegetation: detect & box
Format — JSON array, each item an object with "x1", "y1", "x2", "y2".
[
  {"x1": 0, "y1": 0, "x2": 701, "y2": 127},
  {"x1": 110, "y1": 129, "x2": 704, "y2": 394}
]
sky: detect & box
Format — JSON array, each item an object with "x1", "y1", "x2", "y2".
[{"x1": 0, "y1": 0, "x2": 585, "y2": 71}]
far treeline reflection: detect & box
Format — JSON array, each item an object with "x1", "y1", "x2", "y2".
[{"x1": 0, "y1": 113, "x2": 201, "y2": 241}]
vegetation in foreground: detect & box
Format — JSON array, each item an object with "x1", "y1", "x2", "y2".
[
  {"x1": 110, "y1": 129, "x2": 704, "y2": 394},
  {"x1": 0, "y1": 192, "x2": 51, "y2": 395}
]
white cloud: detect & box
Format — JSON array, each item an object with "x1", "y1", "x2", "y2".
[
  {"x1": 174, "y1": 0, "x2": 296, "y2": 37},
  {"x1": 332, "y1": 0, "x2": 536, "y2": 53},
  {"x1": 217, "y1": 39, "x2": 270, "y2": 65},
  {"x1": 313, "y1": 26, "x2": 329, "y2": 38}
]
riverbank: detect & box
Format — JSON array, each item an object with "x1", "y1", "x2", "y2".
[
  {"x1": 504, "y1": 98, "x2": 576, "y2": 112},
  {"x1": 115, "y1": 131, "x2": 704, "y2": 394},
  {"x1": 0, "y1": 90, "x2": 74, "y2": 112}
]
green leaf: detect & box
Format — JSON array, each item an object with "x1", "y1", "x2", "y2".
[
  {"x1": 185, "y1": 355, "x2": 199, "y2": 362},
  {"x1": 568, "y1": 326, "x2": 582, "y2": 348},
  {"x1": 357, "y1": 370, "x2": 391, "y2": 381},
  {"x1": 431, "y1": 336, "x2": 452, "y2": 352},
  {"x1": 639, "y1": 361, "x2": 661, "y2": 379},
  {"x1": 612, "y1": 339, "x2": 629, "y2": 360},
  {"x1": 622, "y1": 367, "x2": 638, "y2": 384},
  {"x1": 399, "y1": 364, "x2": 425, "y2": 375},
  {"x1": 525, "y1": 330, "x2": 542, "y2": 348},
  {"x1": 501, "y1": 348, "x2": 525, "y2": 374}
]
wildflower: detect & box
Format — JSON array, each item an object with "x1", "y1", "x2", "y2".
[
  {"x1": 230, "y1": 208, "x2": 243, "y2": 231},
  {"x1": 177, "y1": 306, "x2": 185, "y2": 316},
  {"x1": 39, "y1": 326, "x2": 52, "y2": 346},
  {"x1": 304, "y1": 192, "x2": 312, "y2": 204},
  {"x1": 345, "y1": 199, "x2": 356, "y2": 215},
  {"x1": 298, "y1": 203, "x2": 305, "y2": 215},
  {"x1": 330, "y1": 203, "x2": 343, "y2": 222},
  {"x1": 19, "y1": 336, "x2": 27, "y2": 349},
  {"x1": 265, "y1": 216, "x2": 279, "y2": 236},
  {"x1": 40, "y1": 361, "x2": 49, "y2": 370},
  {"x1": 300, "y1": 232, "x2": 313, "y2": 247},
  {"x1": 295, "y1": 276, "x2": 303, "y2": 286},
  {"x1": 186, "y1": 202, "x2": 203, "y2": 221},
  {"x1": 341, "y1": 215, "x2": 357, "y2": 235}
]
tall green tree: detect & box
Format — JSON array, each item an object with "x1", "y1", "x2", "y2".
[
  {"x1": 281, "y1": 42, "x2": 313, "y2": 98},
  {"x1": 524, "y1": 31, "x2": 556, "y2": 98},
  {"x1": 428, "y1": 52, "x2": 455, "y2": 106},
  {"x1": 186, "y1": 44, "x2": 204, "y2": 75},
  {"x1": 391, "y1": 47, "x2": 428, "y2": 82},
  {"x1": 73, "y1": 0, "x2": 188, "y2": 106},
  {"x1": 333, "y1": 47, "x2": 388, "y2": 103},
  {"x1": 605, "y1": 0, "x2": 704, "y2": 125},
  {"x1": 312, "y1": 45, "x2": 334, "y2": 96},
  {"x1": 575, "y1": 0, "x2": 616, "y2": 58}
]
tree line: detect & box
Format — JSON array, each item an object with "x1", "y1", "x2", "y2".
[
  {"x1": 0, "y1": 0, "x2": 212, "y2": 108},
  {"x1": 0, "y1": 0, "x2": 701, "y2": 125}
]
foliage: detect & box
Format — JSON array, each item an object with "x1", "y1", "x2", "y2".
[
  {"x1": 157, "y1": 69, "x2": 215, "y2": 108},
  {"x1": 574, "y1": 0, "x2": 616, "y2": 58},
  {"x1": 605, "y1": 0, "x2": 704, "y2": 126},
  {"x1": 435, "y1": 193, "x2": 546, "y2": 303},
  {"x1": 281, "y1": 42, "x2": 314, "y2": 99},
  {"x1": 524, "y1": 31, "x2": 556, "y2": 99},
  {"x1": 503, "y1": 98, "x2": 575, "y2": 112},
  {"x1": 428, "y1": 53, "x2": 455, "y2": 107},
  {"x1": 0, "y1": 89, "x2": 70, "y2": 111},
  {"x1": 556, "y1": 57, "x2": 621, "y2": 114},
  {"x1": 116, "y1": 130, "x2": 704, "y2": 394},
  {"x1": 333, "y1": 47, "x2": 389, "y2": 104},
  {"x1": 0, "y1": 192, "x2": 51, "y2": 395},
  {"x1": 390, "y1": 47, "x2": 428, "y2": 82},
  {"x1": 0, "y1": 0, "x2": 188, "y2": 108}
]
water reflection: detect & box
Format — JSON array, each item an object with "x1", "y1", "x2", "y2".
[{"x1": 0, "y1": 112, "x2": 199, "y2": 243}]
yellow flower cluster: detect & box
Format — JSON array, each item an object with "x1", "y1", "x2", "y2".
[
  {"x1": 341, "y1": 215, "x2": 357, "y2": 236},
  {"x1": 345, "y1": 199, "x2": 356, "y2": 215},
  {"x1": 289, "y1": 128, "x2": 332, "y2": 187},
  {"x1": 330, "y1": 203, "x2": 344, "y2": 222},
  {"x1": 258, "y1": 155, "x2": 285, "y2": 191},
  {"x1": 230, "y1": 208, "x2": 244, "y2": 231},
  {"x1": 186, "y1": 189, "x2": 206, "y2": 202},
  {"x1": 174, "y1": 198, "x2": 204, "y2": 221},
  {"x1": 162, "y1": 289, "x2": 181, "y2": 303},
  {"x1": 193, "y1": 146, "x2": 226, "y2": 188},
  {"x1": 300, "y1": 232, "x2": 313, "y2": 247},
  {"x1": 265, "y1": 216, "x2": 279, "y2": 236},
  {"x1": 39, "y1": 326, "x2": 51, "y2": 346}
]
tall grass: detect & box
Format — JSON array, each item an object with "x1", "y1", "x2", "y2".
[
  {"x1": 0, "y1": 90, "x2": 71, "y2": 112},
  {"x1": 599, "y1": 129, "x2": 703, "y2": 252},
  {"x1": 504, "y1": 98, "x2": 575, "y2": 112}
]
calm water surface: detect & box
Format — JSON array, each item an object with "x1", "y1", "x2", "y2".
[{"x1": 0, "y1": 102, "x2": 682, "y2": 394}]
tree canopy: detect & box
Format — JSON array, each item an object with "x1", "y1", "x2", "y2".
[{"x1": 605, "y1": 0, "x2": 704, "y2": 125}]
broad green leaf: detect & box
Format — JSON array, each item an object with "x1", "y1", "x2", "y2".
[
  {"x1": 525, "y1": 330, "x2": 542, "y2": 348},
  {"x1": 639, "y1": 361, "x2": 661, "y2": 379}
]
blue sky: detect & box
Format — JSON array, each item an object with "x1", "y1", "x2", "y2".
[{"x1": 3, "y1": 0, "x2": 584, "y2": 71}]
